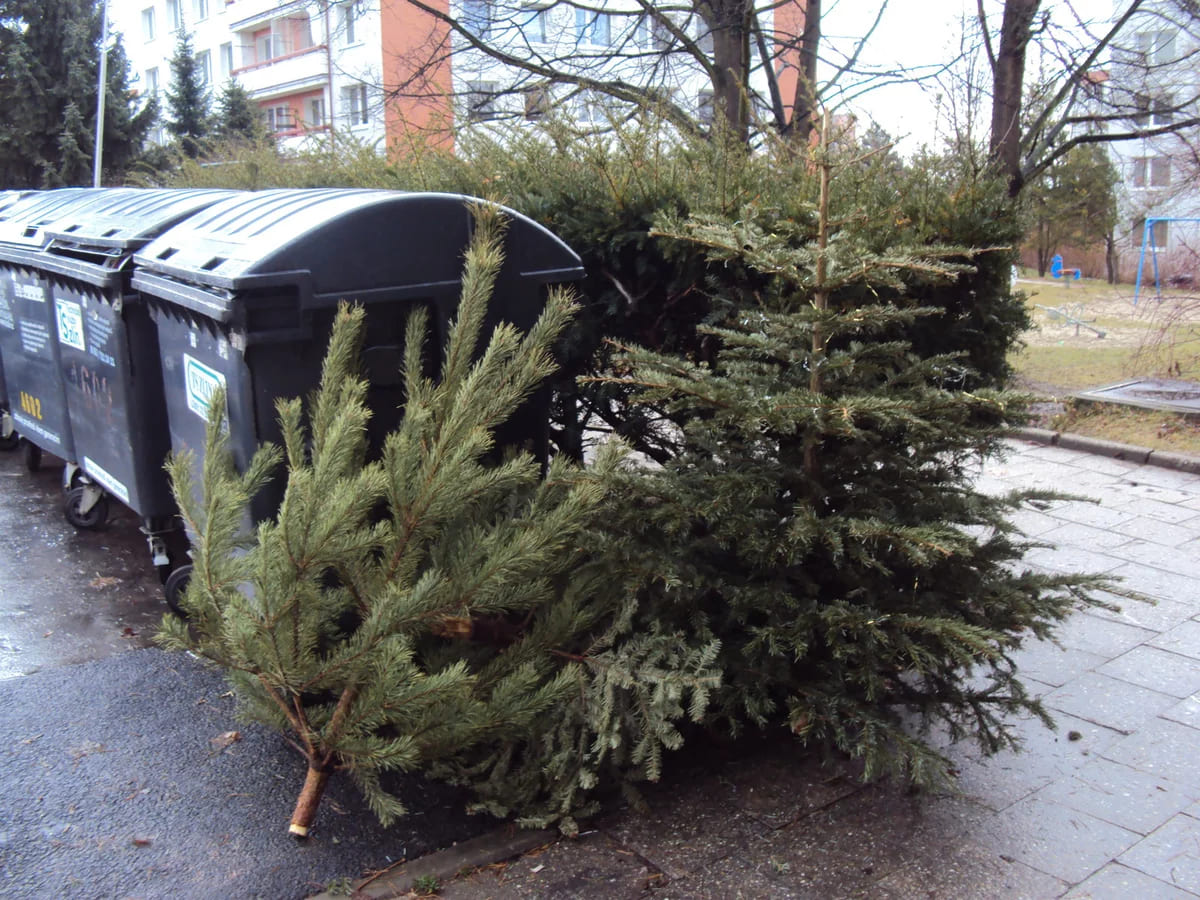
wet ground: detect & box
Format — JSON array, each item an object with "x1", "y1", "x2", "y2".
[{"x1": 0, "y1": 443, "x2": 166, "y2": 680}]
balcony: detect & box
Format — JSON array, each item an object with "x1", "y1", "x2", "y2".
[{"x1": 234, "y1": 44, "x2": 328, "y2": 99}]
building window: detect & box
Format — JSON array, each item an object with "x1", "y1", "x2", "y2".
[
  {"x1": 1135, "y1": 29, "x2": 1176, "y2": 66},
  {"x1": 342, "y1": 83, "x2": 369, "y2": 126},
  {"x1": 524, "y1": 85, "x2": 550, "y2": 119},
  {"x1": 196, "y1": 49, "x2": 212, "y2": 86},
  {"x1": 1152, "y1": 95, "x2": 1174, "y2": 125},
  {"x1": 697, "y1": 89, "x2": 714, "y2": 126},
  {"x1": 1151, "y1": 157, "x2": 1170, "y2": 187},
  {"x1": 1133, "y1": 218, "x2": 1169, "y2": 249},
  {"x1": 462, "y1": 0, "x2": 491, "y2": 38},
  {"x1": 193, "y1": 0, "x2": 209, "y2": 21},
  {"x1": 1131, "y1": 157, "x2": 1147, "y2": 187},
  {"x1": 519, "y1": 6, "x2": 548, "y2": 43},
  {"x1": 219, "y1": 42, "x2": 234, "y2": 78},
  {"x1": 141, "y1": 7, "x2": 156, "y2": 40},
  {"x1": 308, "y1": 96, "x2": 326, "y2": 128},
  {"x1": 339, "y1": 2, "x2": 359, "y2": 44},
  {"x1": 694, "y1": 16, "x2": 713, "y2": 56},
  {"x1": 265, "y1": 105, "x2": 295, "y2": 133},
  {"x1": 576, "y1": 9, "x2": 611, "y2": 46},
  {"x1": 166, "y1": 0, "x2": 181, "y2": 31},
  {"x1": 144, "y1": 67, "x2": 159, "y2": 97},
  {"x1": 465, "y1": 82, "x2": 498, "y2": 121},
  {"x1": 1132, "y1": 93, "x2": 1151, "y2": 127},
  {"x1": 574, "y1": 90, "x2": 607, "y2": 124}
]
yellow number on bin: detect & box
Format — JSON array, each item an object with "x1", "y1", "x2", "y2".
[{"x1": 19, "y1": 391, "x2": 42, "y2": 420}]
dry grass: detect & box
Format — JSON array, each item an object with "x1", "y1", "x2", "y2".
[{"x1": 1009, "y1": 273, "x2": 1200, "y2": 455}]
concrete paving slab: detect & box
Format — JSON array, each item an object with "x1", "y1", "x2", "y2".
[
  {"x1": 1162, "y1": 693, "x2": 1200, "y2": 730},
  {"x1": 1063, "y1": 861, "x2": 1199, "y2": 898},
  {"x1": 1118, "y1": 813, "x2": 1200, "y2": 894},
  {"x1": 1112, "y1": 517, "x2": 1200, "y2": 548},
  {"x1": 1045, "y1": 671, "x2": 1179, "y2": 734},
  {"x1": 1089, "y1": 592, "x2": 1198, "y2": 634},
  {"x1": 1108, "y1": 495, "x2": 1200, "y2": 525},
  {"x1": 1006, "y1": 639, "x2": 1108, "y2": 688},
  {"x1": 1020, "y1": 544, "x2": 1130, "y2": 575},
  {"x1": 971, "y1": 796, "x2": 1142, "y2": 884},
  {"x1": 1108, "y1": 563, "x2": 1200, "y2": 603},
  {"x1": 1099, "y1": 646, "x2": 1200, "y2": 698},
  {"x1": 1109, "y1": 540, "x2": 1200, "y2": 578},
  {"x1": 1101, "y1": 718, "x2": 1200, "y2": 789},
  {"x1": 1150, "y1": 621, "x2": 1200, "y2": 661},
  {"x1": 866, "y1": 840, "x2": 1069, "y2": 900},
  {"x1": 1054, "y1": 611, "x2": 1158, "y2": 658},
  {"x1": 1040, "y1": 521, "x2": 1138, "y2": 551},
  {"x1": 1033, "y1": 756, "x2": 1192, "y2": 836},
  {"x1": 1037, "y1": 500, "x2": 1137, "y2": 530}
]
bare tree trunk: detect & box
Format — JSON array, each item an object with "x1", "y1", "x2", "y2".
[
  {"x1": 289, "y1": 765, "x2": 332, "y2": 838},
  {"x1": 789, "y1": 0, "x2": 821, "y2": 143},
  {"x1": 703, "y1": 0, "x2": 754, "y2": 145},
  {"x1": 989, "y1": 0, "x2": 1040, "y2": 197}
]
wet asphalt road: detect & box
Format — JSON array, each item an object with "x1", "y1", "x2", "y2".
[{"x1": 0, "y1": 445, "x2": 485, "y2": 898}]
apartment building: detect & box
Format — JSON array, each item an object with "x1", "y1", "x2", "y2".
[
  {"x1": 1103, "y1": 0, "x2": 1200, "y2": 281},
  {"x1": 110, "y1": 0, "x2": 810, "y2": 151}
]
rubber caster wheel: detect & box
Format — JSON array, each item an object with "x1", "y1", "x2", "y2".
[
  {"x1": 164, "y1": 564, "x2": 193, "y2": 617},
  {"x1": 63, "y1": 485, "x2": 109, "y2": 529},
  {"x1": 22, "y1": 440, "x2": 41, "y2": 472},
  {"x1": 0, "y1": 431, "x2": 17, "y2": 451}
]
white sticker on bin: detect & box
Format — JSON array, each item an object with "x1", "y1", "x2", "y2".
[
  {"x1": 83, "y1": 457, "x2": 130, "y2": 504},
  {"x1": 55, "y1": 297, "x2": 86, "y2": 351},
  {"x1": 184, "y1": 353, "x2": 226, "y2": 421}
]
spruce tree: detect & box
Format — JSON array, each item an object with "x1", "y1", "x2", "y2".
[
  {"x1": 601, "y1": 129, "x2": 1109, "y2": 786},
  {"x1": 215, "y1": 79, "x2": 268, "y2": 145},
  {"x1": 158, "y1": 208, "x2": 711, "y2": 836},
  {"x1": 165, "y1": 30, "x2": 211, "y2": 158}
]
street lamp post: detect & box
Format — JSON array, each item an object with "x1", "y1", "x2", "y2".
[{"x1": 93, "y1": 0, "x2": 109, "y2": 187}]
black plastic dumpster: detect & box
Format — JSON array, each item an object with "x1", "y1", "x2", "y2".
[
  {"x1": 31, "y1": 189, "x2": 239, "y2": 557},
  {"x1": 131, "y1": 189, "x2": 585, "y2": 607},
  {"x1": 0, "y1": 188, "x2": 110, "y2": 469}
]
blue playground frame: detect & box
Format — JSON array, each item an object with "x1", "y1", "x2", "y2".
[{"x1": 1133, "y1": 216, "x2": 1200, "y2": 306}]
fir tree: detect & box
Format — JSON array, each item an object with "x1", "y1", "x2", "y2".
[
  {"x1": 214, "y1": 79, "x2": 268, "y2": 145},
  {"x1": 165, "y1": 30, "x2": 211, "y2": 158},
  {"x1": 600, "y1": 128, "x2": 1110, "y2": 787},
  {"x1": 158, "y1": 208, "x2": 713, "y2": 836}
]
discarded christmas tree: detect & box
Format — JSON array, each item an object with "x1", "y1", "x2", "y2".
[
  {"x1": 600, "y1": 129, "x2": 1110, "y2": 785},
  {"x1": 158, "y1": 209, "x2": 648, "y2": 836}
]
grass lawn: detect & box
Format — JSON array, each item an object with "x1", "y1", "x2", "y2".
[{"x1": 1009, "y1": 272, "x2": 1200, "y2": 456}]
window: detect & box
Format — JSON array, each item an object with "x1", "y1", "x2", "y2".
[
  {"x1": 166, "y1": 0, "x2": 181, "y2": 31},
  {"x1": 193, "y1": 0, "x2": 209, "y2": 20},
  {"x1": 144, "y1": 67, "x2": 159, "y2": 97},
  {"x1": 465, "y1": 82, "x2": 499, "y2": 121},
  {"x1": 308, "y1": 97, "x2": 326, "y2": 128},
  {"x1": 1133, "y1": 218, "x2": 1169, "y2": 249},
  {"x1": 1131, "y1": 156, "x2": 1148, "y2": 187},
  {"x1": 462, "y1": 0, "x2": 491, "y2": 38},
  {"x1": 519, "y1": 6, "x2": 548, "y2": 43},
  {"x1": 342, "y1": 83, "x2": 369, "y2": 125},
  {"x1": 141, "y1": 7, "x2": 156, "y2": 40},
  {"x1": 694, "y1": 16, "x2": 713, "y2": 57},
  {"x1": 1132, "y1": 93, "x2": 1151, "y2": 127},
  {"x1": 524, "y1": 85, "x2": 550, "y2": 119},
  {"x1": 265, "y1": 105, "x2": 294, "y2": 133},
  {"x1": 1151, "y1": 157, "x2": 1171, "y2": 187},
  {"x1": 576, "y1": 9, "x2": 611, "y2": 46},
  {"x1": 219, "y1": 42, "x2": 234, "y2": 77},
  {"x1": 196, "y1": 49, "x2": 212, "y2": 85},
  {"x1": 339, "y1": 2, "x2": 359, "y2": 44},
  {"x1": 1135, "y1": 29, "x2": 1177, "y2": 66},
  {"x1": 697, "y1": 89, "x2": 714, "y2": 127},
  {"x1": 1152, "y1": 94, "x2": 1174, "y2": 125},
  {"x1": 651, "y1": 15, "x2": 674, "y2": 50},
  {"x1": 574, "y1": 90, "x2": 607, "y2": 124}
]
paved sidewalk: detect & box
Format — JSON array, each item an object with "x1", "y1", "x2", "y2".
[{"x1": 353, "y1": 438, "x2": 1200, "y2": 899}]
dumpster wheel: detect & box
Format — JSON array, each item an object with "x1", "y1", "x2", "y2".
[
  {"x1": 0, "y1": 429, "x2": 17, "y2": 451},
  {"x1": 164, "y1": 565, "x2": 193, "y2": 617},
  {"x1": 21, "y1": 440, "x2": 41, "y2": 472},
  {"x1": 64, "y1": 485, "x2": 109, "y2": 529}
]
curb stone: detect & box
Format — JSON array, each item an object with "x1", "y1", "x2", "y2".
[
  {"x1": 307, "y1": 827, "x2": 558, "y2": 899},
  {"x1": 1010, "y1": 426, "x2": 1200, "y2": 472}
]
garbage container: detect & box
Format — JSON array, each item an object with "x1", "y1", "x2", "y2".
[
  {"x1": 131, "y1": 189, "x2": 585, "y2": 607},
  {"x1": 31, "y1": 189, "x2": 239, "y2": 560},
  {"x1": 0, "y1": 188, "x2": 110, "y2": 469}
]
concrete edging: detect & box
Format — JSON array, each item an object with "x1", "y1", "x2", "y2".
[{"x1": 1009, "y1": 427, "x2": 1200, "y2": 474}]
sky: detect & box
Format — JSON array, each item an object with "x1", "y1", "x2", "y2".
[{"x1": 818, "y1": 0, "x2": 1118, "y2": 151}]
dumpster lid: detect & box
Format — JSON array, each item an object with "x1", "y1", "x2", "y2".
[
  {"x1": 0, "y1": 188, "x2": 110, "y2": 251},
  {"x1": 44, "y1": 189, "x2": 240, "y2": 250},
  {"x1": 133, "y1": 190, "x2": 585, "y2": 299}
]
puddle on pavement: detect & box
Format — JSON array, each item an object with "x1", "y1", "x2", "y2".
[
  {"x1": 0, "y1": 447, "x2": 168, "y2": 680},
  {"x1": 1075, "y1": 378, "x2": 1200, "y2": 414}
]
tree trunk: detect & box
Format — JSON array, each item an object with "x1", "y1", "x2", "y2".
[
  {"x1": 289, "y1": 765, "x2": 333, "y2": 838},
  {"x1": 1105, "y1": 232, "x2": 1117, "y2": 284},
  {"x1": 789, "y1": 0, "x2": 821, "y2": 144},
  {"x1": 704, "y1": 0, "x2": 754, "y2": 145},
  {"x1": 989, "y1": 0, "x2": 1040, "y2": 196}
]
